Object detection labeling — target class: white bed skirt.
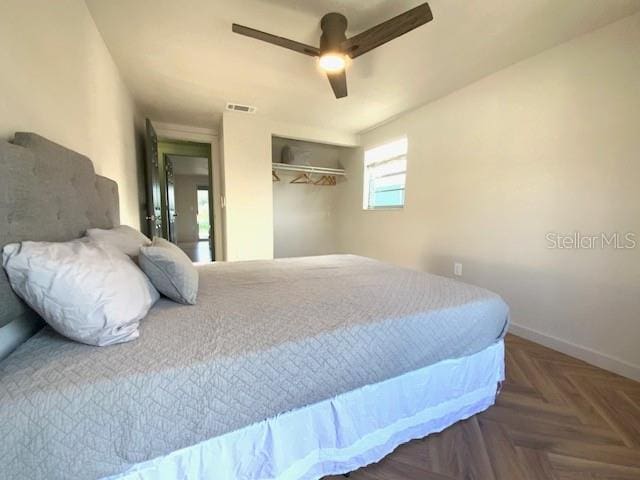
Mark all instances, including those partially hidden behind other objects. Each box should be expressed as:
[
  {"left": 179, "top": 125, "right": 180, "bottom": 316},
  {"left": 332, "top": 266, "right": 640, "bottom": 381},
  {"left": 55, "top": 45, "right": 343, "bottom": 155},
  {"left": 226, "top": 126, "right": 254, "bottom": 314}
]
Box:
[{"left": 107, "top": 340, "right": 505, "bottom": 480}]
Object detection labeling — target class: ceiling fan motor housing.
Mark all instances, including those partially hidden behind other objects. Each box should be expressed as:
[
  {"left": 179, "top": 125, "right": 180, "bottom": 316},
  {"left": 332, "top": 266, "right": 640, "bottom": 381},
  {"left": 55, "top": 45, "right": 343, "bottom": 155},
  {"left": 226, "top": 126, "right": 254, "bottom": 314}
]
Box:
[{"left": 320, "top": 13, "right": 348, "bottom": 54}]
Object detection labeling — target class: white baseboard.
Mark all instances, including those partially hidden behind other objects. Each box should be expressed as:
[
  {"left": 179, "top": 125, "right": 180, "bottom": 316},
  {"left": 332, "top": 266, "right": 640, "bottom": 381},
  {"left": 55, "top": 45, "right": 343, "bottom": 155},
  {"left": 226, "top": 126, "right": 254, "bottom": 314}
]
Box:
[{"left": 509, "top": 322, "right": 640, "bottom": 382}]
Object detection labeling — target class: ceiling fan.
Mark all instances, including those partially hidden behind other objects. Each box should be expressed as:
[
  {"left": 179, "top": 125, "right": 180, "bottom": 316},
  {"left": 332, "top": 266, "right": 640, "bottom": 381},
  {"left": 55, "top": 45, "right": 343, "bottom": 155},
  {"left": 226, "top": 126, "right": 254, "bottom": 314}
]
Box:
[{"left": 232, "top": 2, "right": 433, "bottom": 99}]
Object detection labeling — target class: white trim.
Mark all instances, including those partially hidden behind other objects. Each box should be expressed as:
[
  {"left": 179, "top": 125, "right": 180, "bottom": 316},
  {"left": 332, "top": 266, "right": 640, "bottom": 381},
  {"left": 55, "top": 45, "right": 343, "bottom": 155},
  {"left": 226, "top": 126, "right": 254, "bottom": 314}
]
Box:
[
  {"left": 152, "top": 121, "right": 218, "bottom": 143},
  {"left": 509, "top": 322, "right": 640, "bottom": 382}
]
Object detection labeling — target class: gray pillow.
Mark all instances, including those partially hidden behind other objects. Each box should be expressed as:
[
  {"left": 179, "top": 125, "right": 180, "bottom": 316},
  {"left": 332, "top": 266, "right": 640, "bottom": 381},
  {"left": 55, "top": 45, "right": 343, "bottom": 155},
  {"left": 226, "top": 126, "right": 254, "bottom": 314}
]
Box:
[{"left": 139, "top": 237, "right": 198, "bottom": 304}]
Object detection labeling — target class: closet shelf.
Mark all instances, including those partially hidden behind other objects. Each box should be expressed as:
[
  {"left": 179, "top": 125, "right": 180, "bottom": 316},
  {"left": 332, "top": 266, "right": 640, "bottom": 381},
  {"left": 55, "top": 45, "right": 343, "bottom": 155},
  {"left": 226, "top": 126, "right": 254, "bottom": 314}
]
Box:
[{"left": 271, "top": 163, "right": 346, "bottom": 176}]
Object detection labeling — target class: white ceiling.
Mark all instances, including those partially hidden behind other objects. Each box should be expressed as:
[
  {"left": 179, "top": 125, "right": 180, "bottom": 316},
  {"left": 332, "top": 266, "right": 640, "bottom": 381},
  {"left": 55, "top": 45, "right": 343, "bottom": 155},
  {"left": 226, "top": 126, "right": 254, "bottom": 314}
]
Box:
[{"left": 86, "top": 0, "right": 640, "bottom": 133}]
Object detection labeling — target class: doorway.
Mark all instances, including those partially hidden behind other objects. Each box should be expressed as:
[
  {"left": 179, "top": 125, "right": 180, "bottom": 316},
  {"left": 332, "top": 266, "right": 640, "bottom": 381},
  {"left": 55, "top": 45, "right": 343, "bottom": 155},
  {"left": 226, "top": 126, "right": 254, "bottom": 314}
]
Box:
[
  {"left": 167, "top": 154, "right": 213, "bottom": 262},
  {"left": 144, "top": 120, "right": 216, "bottom": 262}
]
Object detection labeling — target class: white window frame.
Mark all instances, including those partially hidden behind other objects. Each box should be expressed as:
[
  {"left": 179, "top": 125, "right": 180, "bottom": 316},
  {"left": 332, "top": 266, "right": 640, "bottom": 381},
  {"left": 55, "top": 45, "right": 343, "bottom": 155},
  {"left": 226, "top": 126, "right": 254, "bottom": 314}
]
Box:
[{"left": 362, "top": 137, "right": 408, "bottom": 210}]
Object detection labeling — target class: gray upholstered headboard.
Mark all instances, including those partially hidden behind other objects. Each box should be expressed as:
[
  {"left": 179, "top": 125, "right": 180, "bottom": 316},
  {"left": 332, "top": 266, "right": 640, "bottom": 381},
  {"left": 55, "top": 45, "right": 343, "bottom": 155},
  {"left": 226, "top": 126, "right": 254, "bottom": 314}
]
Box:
[{"left": 0, "top": 133, "right": 120, "bottom": 359}]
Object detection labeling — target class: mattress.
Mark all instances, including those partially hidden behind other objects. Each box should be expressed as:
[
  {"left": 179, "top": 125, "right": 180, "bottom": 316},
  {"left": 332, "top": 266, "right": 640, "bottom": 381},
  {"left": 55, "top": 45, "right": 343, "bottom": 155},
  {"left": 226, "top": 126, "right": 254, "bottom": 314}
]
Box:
[{"left": 0, "top": 255, "right": 509, "bottom": 480}]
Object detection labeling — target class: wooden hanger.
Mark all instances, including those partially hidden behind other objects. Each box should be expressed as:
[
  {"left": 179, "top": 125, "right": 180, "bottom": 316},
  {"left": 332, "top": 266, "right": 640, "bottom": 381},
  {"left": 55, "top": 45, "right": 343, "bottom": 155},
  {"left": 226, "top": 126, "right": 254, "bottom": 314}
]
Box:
[
  {"left": 290, "top": 172, "right": 312, "bottom": 184},
  {"left": 272, "top": 170, "right": 280, "bottom": 182},
  {"left": 313, "top": 175, "right": 337, "bottom": 186}
]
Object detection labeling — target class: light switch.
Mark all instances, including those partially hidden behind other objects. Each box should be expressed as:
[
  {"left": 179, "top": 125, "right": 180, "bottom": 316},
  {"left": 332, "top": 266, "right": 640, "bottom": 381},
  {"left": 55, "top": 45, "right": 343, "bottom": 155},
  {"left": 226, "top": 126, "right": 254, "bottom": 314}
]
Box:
[{"left": 454, "top": 262, "right": 463, "bottom": 277}]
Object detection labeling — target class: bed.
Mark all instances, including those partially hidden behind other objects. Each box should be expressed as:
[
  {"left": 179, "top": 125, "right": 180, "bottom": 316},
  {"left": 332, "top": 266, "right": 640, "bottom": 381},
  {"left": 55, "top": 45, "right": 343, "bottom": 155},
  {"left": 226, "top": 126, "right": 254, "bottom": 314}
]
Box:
[{"left": 0, "top": 133, "right": 509, "bottom": 480}]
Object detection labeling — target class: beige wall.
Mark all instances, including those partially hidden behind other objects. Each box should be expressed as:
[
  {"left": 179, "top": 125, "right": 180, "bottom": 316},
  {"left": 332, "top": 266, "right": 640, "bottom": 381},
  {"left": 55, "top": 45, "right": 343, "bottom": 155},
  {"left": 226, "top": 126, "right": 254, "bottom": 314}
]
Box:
[
  {"left": 272, "top": 137, "right": 351, "bottom": 258},
  {"left": 174, "top": 174, "right": 209, "bottom": 243},
  {"left": 220, "top": 113, "right": 274, "bottom": 261},
  {"left": 336, "top": 13, "right": 640, "bottom": 379},
  {"left": 0, "top": 0, "right": 140, "bottom": 228},
  {"left": 220, "top": 112, "right": 359, "bottom": 261}
]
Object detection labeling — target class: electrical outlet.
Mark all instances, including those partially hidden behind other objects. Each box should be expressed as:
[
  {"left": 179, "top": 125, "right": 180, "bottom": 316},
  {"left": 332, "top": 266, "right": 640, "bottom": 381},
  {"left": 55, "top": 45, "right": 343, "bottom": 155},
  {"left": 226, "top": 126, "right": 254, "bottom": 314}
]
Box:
[{"left": 454, "top": 262, "right": 463, "bottom": 277}]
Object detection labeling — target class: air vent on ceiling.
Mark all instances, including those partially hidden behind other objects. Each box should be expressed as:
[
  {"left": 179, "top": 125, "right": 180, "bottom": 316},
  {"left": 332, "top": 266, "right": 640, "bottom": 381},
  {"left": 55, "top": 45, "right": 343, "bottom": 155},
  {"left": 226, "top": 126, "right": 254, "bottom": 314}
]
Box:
[{"left": 226, "top": 102, "right": 257, "bottom": 114}]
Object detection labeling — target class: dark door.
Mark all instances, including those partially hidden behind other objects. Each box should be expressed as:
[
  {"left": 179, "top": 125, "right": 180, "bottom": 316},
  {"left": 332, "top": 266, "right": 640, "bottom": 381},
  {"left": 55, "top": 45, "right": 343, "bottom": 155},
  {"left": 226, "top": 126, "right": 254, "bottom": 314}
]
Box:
[
  {"left": 144, "top": 119, "right": 163, "bottom": 237},
  {"left": 207, "top": 155, "right": 215, "bottom": 260},
  {"left": 165, "top": 157, "right": 177, "bottom": 243}
]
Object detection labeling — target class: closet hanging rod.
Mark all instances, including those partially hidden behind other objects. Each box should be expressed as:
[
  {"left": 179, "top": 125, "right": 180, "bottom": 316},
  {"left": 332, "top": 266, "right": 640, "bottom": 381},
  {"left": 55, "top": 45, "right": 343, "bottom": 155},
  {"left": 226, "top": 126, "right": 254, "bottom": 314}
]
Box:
[{"left": 271, "top": 162, "right": 346, "bottom": 176}]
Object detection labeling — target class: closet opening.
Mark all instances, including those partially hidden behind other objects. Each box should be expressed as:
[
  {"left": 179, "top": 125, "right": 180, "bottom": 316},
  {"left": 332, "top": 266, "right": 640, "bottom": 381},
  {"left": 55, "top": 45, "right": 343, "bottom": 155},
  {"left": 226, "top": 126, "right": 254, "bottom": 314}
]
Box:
[{"left": 271, "top": 136, "right": 352, "bottom": 259}]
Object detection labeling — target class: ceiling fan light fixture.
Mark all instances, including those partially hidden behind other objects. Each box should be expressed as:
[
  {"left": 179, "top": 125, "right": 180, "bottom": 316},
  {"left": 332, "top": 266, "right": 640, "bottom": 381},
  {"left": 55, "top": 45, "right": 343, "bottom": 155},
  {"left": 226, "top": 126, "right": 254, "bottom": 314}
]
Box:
[
  {"left": 318, "top": 53, "right": 347, "bottom": 72},
  {"left": 232, "top": 2, "right": 434, "bottom": 98}
]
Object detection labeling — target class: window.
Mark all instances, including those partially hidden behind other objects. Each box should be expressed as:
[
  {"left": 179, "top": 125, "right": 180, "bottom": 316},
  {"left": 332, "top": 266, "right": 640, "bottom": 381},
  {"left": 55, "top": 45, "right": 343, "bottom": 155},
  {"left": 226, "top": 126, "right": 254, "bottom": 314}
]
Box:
[
  {"left": 196, "top": 187, "right": 210, "bottom": 240},
  {"left": 363, "top": 137, "right": 408, "bottom": 209}
]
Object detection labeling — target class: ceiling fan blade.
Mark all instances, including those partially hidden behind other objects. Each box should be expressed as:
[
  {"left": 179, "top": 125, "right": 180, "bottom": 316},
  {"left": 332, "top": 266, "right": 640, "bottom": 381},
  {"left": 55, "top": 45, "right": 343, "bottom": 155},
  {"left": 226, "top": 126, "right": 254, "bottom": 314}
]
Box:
[
  {"left": 326, "top": 71, "right": 348, "bottom": 99},
  {"left": 341, "top": 2, "right": 433, "bottom": 59},
  {"left": 232, "top": 24, "right": 320, "bottom": 57}
]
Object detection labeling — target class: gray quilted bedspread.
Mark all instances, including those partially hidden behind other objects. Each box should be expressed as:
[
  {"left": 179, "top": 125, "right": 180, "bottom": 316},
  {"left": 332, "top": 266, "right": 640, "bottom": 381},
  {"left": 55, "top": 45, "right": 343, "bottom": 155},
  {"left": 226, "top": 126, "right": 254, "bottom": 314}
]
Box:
[{"left": 0, "top": 255, "right": 509, "bottom": 480}]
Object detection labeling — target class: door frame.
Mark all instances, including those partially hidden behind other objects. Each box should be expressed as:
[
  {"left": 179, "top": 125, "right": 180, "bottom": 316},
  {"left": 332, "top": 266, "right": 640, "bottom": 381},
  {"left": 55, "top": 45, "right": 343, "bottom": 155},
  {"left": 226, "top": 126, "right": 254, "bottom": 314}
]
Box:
[
  {"left": 165, "top": 153, "right": 211, "bottom": 246},
  {"left": 151, "top": 122, "right": 223, "bottom": 261}
]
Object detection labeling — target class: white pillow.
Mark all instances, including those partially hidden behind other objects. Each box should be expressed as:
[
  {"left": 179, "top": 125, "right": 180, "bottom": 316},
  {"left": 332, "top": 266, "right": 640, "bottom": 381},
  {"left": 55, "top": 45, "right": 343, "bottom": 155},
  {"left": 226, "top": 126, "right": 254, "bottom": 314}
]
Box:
[
  {"left": 2, "top": 239, "right": 159, "bottom": 346},
  {"left": 86, "top": 225, "right": 151, "bottom": 259}
]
